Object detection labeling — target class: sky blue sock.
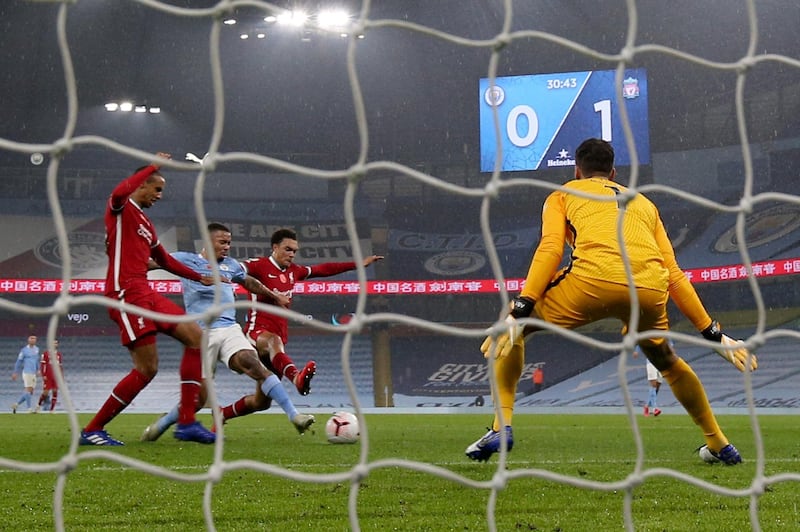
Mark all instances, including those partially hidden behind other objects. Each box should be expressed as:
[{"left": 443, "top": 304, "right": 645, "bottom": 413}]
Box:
[
  {"left": 18, "top": 392, "right": 31, "bottom": 408},
  {"left": 158, "top": 405, "right": 179, "bottom": 432},
  {"left": 648, "top": 387, "right": 658, "bottom": 408},
  {"left": 261, "top": 375, "right": 298, "bottom": 420}
]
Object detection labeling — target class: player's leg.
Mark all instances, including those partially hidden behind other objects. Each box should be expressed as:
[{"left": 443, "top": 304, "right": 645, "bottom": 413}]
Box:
[
  {"left": 80, "top": 335, "right": 158, "bottom": 446},
  {"left": 35, "top": 387, "right": 47, "bottom": 413},
  {"left": 255, "top": 331, "right": 316, "bottom": 396},
  {"left": 168, "top": 320, "right": 215, "bottom": 444},
  {"left": 49, "top": 388, "right": 58, "bottom": 412},
  {"left": 646, "top": 362, "right": 661, "bottom": 416},
  {"left": 142, "top": 327, "right": 216, "bottom": 443},
  {"left": 224, "top": 342, "right": 315, "bottom": 434},
  {"left": 648, "top": 381, "right": 660, "bottom": 416},
  {"left": 20, "top": 375, "right": 35, "bottom": 410},
  {"left": 467, "top": 274, "right": 596, "bottom": 461},
  {"left": 636, "top": 289, "right": 740, "bottom": 464}
]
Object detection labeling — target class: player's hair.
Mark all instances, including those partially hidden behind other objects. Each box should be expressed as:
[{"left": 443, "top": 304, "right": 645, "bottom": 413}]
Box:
[
  {"left": 207, "top": 222, "right": 231, "bottom": 234},
  {"left": 575, "top": 138, "right": 615, "bottom": 176},
  {"left": 271, "top": 227, "right": 297, "bottom": 246}
]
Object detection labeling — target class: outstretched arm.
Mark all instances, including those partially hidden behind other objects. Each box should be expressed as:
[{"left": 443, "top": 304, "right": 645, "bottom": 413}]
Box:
[
  {"left": 150, "top": 245, "right": 214, "bottom": 285},
  {"left": 655, "top": 218, "right": 757, "bottom": 372},
  {"left": 308, "top": 255, "right": 384, "bottom": 278},
  {"left": 108, "top": 152, "right": 170, "bottom": 210},
  {"left": 240, "top": 275, "right": 290, "bottom": 307}
]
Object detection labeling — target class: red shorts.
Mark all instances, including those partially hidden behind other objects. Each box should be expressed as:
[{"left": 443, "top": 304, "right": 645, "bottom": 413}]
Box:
[
  {"left": 245, "top": 325, "right": 287, "bottom": 347},
  {"left": 108, "top": 289, "right": 185, "bottom": 346},
  {"left": 42, "top": 378, "right": 58, "bottom": 391}
]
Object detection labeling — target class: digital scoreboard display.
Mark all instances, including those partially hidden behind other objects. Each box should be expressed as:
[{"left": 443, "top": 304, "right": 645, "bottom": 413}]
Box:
[{"left": 479, "top": 68, "right": 650, "bottom": 172}]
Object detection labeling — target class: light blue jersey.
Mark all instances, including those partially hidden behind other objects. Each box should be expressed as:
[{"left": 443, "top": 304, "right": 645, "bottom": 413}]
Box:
[
  {"left": 172, "top": 251, "right": 247, "bottom": 329},
  {"left": 14, "top": 345, "right": 40, "bottom": 374}
]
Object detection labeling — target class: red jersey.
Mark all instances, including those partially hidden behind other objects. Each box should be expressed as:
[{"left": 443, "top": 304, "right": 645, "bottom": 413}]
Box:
[
  {"left": 243, "top": 256, "right": 356, "bottom": 344},
  {"left": 104, "top": 165, "right": 201, "bottom": 297},
  {"left": 40, "top": 350, "right": 63, "bottom": 388}
]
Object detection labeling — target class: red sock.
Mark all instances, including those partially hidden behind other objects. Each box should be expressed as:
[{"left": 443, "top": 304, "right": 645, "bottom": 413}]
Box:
[
  {"left": 271, "top": 352, "right": 297, "bottom": 381},
  {"left": 222, "top": 397, "right": 254, "bottom": 421},
  {"left": 84, "top": 369, "right": 151, "bottom": 432},
  {"left": 178, "top": 347, "right": 202, "bottom": 425},
  {"left": 50, "top": 391, "right": 57, "bottom": 411}
]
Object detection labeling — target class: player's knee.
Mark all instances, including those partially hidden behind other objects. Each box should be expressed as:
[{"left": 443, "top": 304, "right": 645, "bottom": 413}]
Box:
[
  {"left": 252, "top": 395, "right": 271, "bottom": 411},
  {"left": 236, "top": 350, "right": 270, "bottom": 380},
  {"left": 139, "top": 366, "right": 158, "bottom": 379},
  {"left": 640, "top": 340, "right": 676, "bottom": 372}
]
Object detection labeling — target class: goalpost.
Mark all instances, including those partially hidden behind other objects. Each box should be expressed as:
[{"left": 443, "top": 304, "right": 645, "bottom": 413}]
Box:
[{"left": 1, "top": 1, "right": 799, "bottom": 531}]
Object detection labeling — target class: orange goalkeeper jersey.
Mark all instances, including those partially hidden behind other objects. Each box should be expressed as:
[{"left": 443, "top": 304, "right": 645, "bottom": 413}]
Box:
[{"left": 520, "top": 177, "right": 674, "bottom": 302}]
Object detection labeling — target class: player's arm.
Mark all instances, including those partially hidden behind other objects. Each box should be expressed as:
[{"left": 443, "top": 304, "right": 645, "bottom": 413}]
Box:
[
  {"left": 519, "top": 192, "right": 567, "bottom": 303},
  {"left": 483, "top": 192, "right": 566, "bottom": 359},
  {"left": 150, "top": 245, "right": 213, "bottom": 285},
  {"left": 654, "top": 217, "right": 757, "bottom": 372},
  {"left": 108, "top": 153, "right": 169, "bottom": 210},
  {"left": 12, "top": 353, "right": 24, "bottom": 378},
  {"left": 240, "top": 275, "right": 290, "bottom": 307},
  {"left": 307, "top": 255, "right": 384, "bottom": 279}
]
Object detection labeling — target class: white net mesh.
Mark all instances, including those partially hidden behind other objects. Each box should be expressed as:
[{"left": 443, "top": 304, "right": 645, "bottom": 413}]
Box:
[{"left": 2, "top": 1, "right": 800, "bottom": 531}]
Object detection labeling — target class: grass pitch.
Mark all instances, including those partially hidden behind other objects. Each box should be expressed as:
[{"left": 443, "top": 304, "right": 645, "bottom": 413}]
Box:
[{"left": 0, "top": 412, "right": 798, "bottom": 531}]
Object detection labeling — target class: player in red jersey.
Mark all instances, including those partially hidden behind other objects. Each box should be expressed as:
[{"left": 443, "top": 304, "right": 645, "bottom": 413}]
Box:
[
  {"left": 36, "top": 339, "right": 63, "bottom": 412},
  {"left": 80, "top": 152, "right": 216, "bottom": 446},
  {"left": 242, "top": 228, "right": 383, "bottom": 397}
]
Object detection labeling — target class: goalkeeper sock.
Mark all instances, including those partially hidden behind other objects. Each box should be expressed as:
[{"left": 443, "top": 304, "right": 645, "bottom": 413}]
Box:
[
  {"left": 661, "top": 357, "right": 728, "bottom": 451},
  {"left": 261, "top": 374, "right": 299, "bottom": 420},
  {"left": 491, "top": 340, "right": 525, "bottom": 432}
]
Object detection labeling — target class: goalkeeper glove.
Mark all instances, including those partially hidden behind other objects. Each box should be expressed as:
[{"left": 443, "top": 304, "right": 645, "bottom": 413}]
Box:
[
  {"left": 481, "top": 296, "right": 534, "bottom": 359},
  {"left": 701, "top": 320, "right": 758, "bottom": 372}
]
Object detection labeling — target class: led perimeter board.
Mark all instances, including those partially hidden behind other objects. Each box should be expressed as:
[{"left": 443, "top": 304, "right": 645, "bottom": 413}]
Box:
[{"left": 479, "top": 68, "right": 650, "bottom": 172}]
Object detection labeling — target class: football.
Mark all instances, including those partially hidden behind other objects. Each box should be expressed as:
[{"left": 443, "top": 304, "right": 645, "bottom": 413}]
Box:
[{"left": 325, "top": 411, "right": 360, "bottom": 444}]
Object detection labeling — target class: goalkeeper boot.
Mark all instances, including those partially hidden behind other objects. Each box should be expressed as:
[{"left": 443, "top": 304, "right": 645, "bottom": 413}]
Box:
[
  {"left": 292, "top": 413, "right": 315, "bottom": 435},
  {"left": 465, "top": 426, "right": 514, "bottom": 462},
  {"left": 140, "top": 413, "right": 169, "bottom": 442},
  {"left": 698, "top": 443, "right": 742, "bottom": 465},
  {"left": 294, "top": 360, "right": 317, "bottom": 396},
  {"left": 79, "top": 430, "right": 124, "bottom": 446},
  {"left": 174, "top": 422, "right": 216, "bottom": 444}
]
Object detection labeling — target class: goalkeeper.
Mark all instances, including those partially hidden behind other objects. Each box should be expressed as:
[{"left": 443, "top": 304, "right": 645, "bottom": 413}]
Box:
[{"left": 467, "top": 138, "right": 756, "bottom": 465}]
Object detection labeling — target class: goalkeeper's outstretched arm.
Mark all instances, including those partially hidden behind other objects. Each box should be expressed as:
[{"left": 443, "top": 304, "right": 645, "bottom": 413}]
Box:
[
  {"left": 655, "top": 222, "right": 757, "bottom": 372},
  {"left": 668, "top": 273, "right": 757, "bottom": 372}
]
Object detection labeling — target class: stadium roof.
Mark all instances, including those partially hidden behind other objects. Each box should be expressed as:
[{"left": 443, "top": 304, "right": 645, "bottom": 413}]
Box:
[{"left": 1, "top": 1, "right": 799, "bottom": 171}]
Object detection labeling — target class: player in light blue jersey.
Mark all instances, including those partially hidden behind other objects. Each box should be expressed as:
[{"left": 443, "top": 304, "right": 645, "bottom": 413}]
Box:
[
  {"left": 11, "top": 335, "right": 40, "bottom": 413},
  {"left": 141, "top": 223, "right": 314, "bottom": 441}
]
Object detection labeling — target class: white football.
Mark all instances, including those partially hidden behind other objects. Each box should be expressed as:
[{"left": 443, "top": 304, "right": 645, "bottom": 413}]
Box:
[{"left": 325, "top": 411, "right": 360, "bottom": 444}]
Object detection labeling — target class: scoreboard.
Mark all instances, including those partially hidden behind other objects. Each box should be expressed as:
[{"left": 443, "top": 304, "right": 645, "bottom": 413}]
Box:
[{"left": 479, "top": 68, "right": 650, "bottom": 172}]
